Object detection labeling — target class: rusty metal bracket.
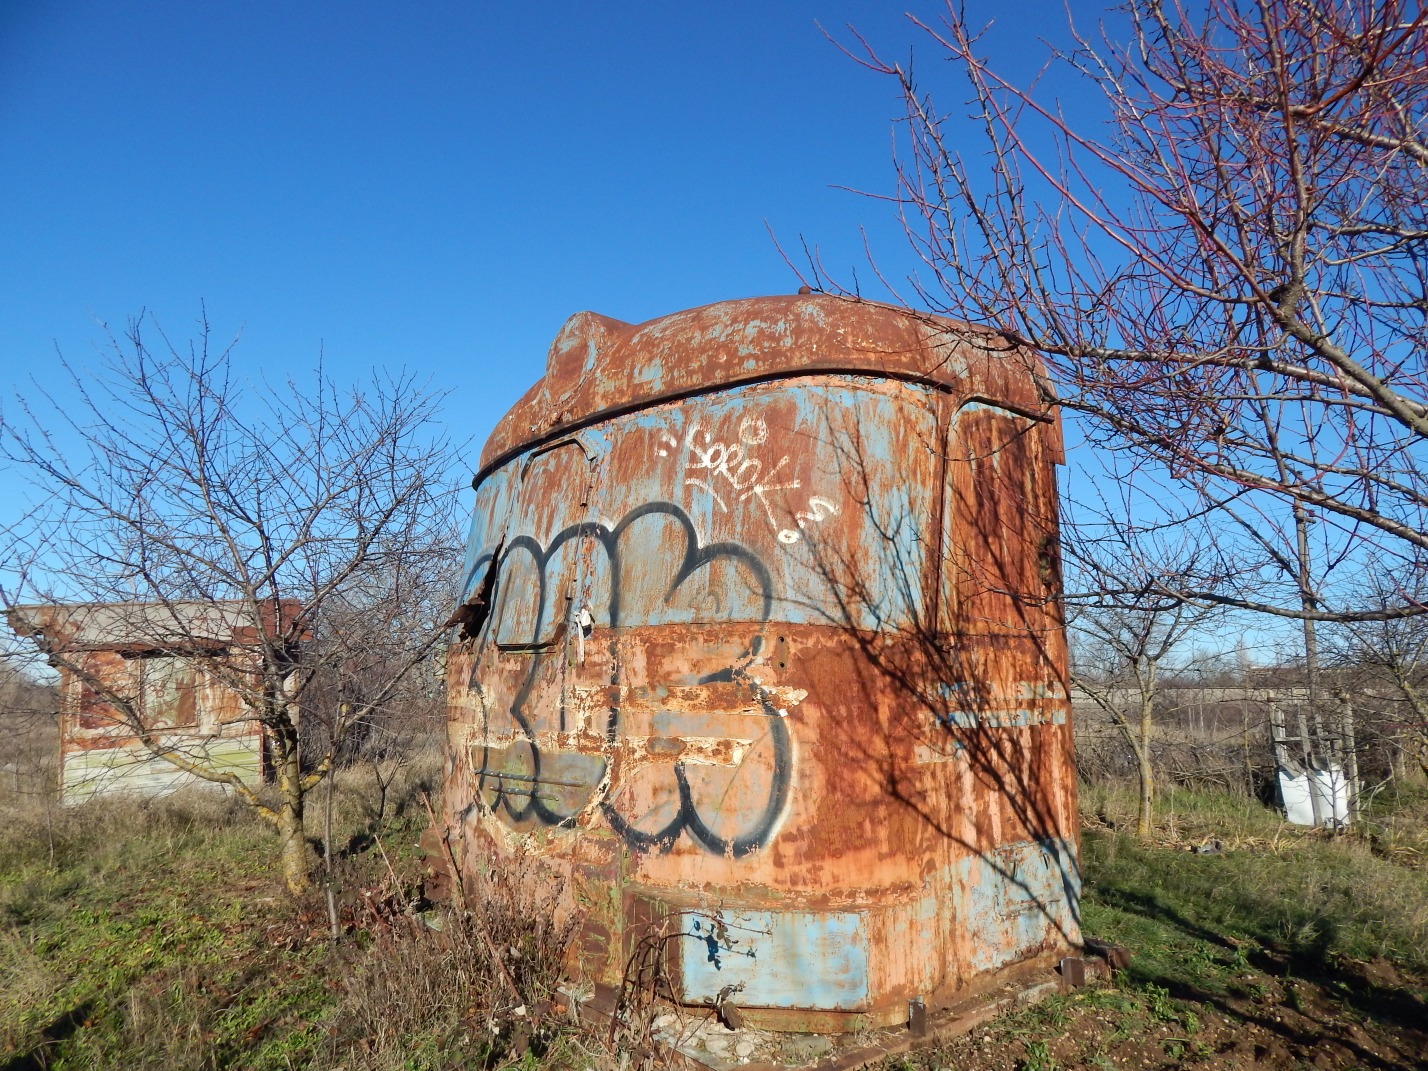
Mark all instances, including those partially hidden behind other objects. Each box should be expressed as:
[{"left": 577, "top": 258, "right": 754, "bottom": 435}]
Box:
[{"left": 1081, "top": 937, "right": 1132, "bottom": 972}]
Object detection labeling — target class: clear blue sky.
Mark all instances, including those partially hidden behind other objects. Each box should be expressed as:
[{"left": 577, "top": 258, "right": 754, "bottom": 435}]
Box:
[
  {"left": 0, "top": 0, "right": 1100, "bottom": 486},
  {"left": 3, "top": 1, "right": 1294, "bottom": 665}
]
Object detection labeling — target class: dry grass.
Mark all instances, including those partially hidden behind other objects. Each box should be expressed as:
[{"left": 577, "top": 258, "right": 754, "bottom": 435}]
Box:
[
  {"left": 0, "top": 928, "right": 65, "bottom": 1058},
  {"left": 334, "top": 842, "right": 582, "bottom": 1071},
  {"left": 320, "top": 737, "right": 446, "bottom": 835},
  {"left": 0, "top": 786, "right": 334, "bottom": 1070},
  {"left": 8, "top": 746, "right": 1422, "bottom": 1069},
  {"left": 0, "top": 757, "right": 592, "bottom": 1070}
]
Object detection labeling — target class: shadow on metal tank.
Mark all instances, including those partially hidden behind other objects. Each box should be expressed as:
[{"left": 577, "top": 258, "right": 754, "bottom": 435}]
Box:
[{"left": 434, "top": 293, "right": 1082, "bottom": 1033}]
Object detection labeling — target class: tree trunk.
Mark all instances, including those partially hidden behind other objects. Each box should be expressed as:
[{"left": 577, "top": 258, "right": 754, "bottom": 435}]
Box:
[
  {"left": 1341, "top": 695, "right": 1360, "bottom": 821},
  {"left": 1294, "top": 507, "right": 1328, "bottom": 828},
  {"left": 1135, "top": 695, "right": 1155, "bottom": 836},
  {"left": 1242, "top": 702, "right": 1254, "bottom": 799},
  {"left": 276, "top": 738, "right": 312, "bottom": 894}
]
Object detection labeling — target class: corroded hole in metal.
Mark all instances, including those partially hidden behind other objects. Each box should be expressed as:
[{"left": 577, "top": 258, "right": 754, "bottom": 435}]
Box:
[{"left": 448, "top": 538, "right": 502, "bottom": 640}]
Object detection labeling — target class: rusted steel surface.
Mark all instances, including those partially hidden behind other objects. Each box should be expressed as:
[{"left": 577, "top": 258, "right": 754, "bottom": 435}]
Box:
[
  {"left": 7, "top": 600, "right": 299, "bottom": 802},
  {"left": 476, "top": 298, "right": 1059, "bottom": 477},
  {"left": 442, "top": 295, "right": 1080, "bottom": 1031}
]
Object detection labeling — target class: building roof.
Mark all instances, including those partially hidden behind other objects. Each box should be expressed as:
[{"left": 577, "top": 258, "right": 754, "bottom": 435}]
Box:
[{"left": 6, "top": 598, "right": 304, "bottom": 653}]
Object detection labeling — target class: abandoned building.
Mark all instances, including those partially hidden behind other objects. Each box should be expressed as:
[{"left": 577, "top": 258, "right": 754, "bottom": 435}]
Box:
[
  {"left": 7, "top": 599, "right": 300, "bottom": 802},
  {"left": 436, "top": 294, "right": 1081, "bottom": 1031}
]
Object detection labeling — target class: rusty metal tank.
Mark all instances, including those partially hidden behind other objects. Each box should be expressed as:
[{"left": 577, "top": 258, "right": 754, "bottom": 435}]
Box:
[{"left": 438, "top": 294, "right": 1081, "bottom": 1031}]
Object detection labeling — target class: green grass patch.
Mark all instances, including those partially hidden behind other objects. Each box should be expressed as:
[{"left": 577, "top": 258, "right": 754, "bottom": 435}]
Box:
[
  {"left": 6, "top": 775, "right": 1427, "bottom": 1070},
  {"left": 887, "top": 786, "right": 1428, "bottom": 1071},
  {"left": 0, "top": 757, "right": 569, "bottom": 1071},
  {"left": 0, "top": 792, "right": 340, "bottom": 1070},
  {"left": 1081, "top": 789, "right": 1428, "bottom": 986}
]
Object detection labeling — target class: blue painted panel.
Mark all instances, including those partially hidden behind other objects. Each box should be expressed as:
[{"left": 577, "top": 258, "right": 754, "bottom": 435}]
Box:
[
  {"left": 937, "top": 707, "right": 1068, "bottom": 729},
  {"left": 678, "top": 909, "right": 870, "bottom": 1010},
  {"left": 931, "top": 680, "right": 1069, "bottom": 728},
  {"left": 587, "top": 377, "right": 936, "bottom": 629},
  {"left": 957, "top": 838, "right": 1082, "bottom": 974},
  {"left": 478, "top": 743, "right": 606, "bottom": 823}
]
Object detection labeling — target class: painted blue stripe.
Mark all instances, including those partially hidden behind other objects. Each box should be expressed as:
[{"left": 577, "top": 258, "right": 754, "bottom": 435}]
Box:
[{"left": 678, "top": 909, "right": 870, "bottom": 1011}]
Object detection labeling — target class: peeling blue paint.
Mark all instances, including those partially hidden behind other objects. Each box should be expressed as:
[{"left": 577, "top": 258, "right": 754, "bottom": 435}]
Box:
[
  {"left": 957, "top": 838, "right": 1082, "bottom": 974},
  {"left": 446, "top": 296, "right": 1082, "bottom": 1025},
  {"left": 459, "top": 377, "right": 935, "bottom": 631},
  {"left": 937, "top": 708, "right": 1068, "bottom": 728},
  {"left": 931, "top": 680, "right": 1068, "bottom": 728},
  {"left": 679, "top": 909, "right": 870, "bottom": 1010}
]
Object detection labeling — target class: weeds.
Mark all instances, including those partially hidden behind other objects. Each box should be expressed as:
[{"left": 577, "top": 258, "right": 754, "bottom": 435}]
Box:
[
  {"left": 1018, "top": 1038, "right": 1060, "bottom": 1071},
  {"left": 334, "top": 839, "right": 579, "bottom": 1071},
  {"left": 1081, "top": 818, "right": 1428, "bottom": 983},
  {"left": 865, "top": 786, "right": 1428, "bottom": 1071},
  {"left": 0, "top": 789, "right": 336, "bottom": 1069},
  {"left": 5, "top": 772, "right": 1428, "bottom": 1071},
  {"left": 1142, "top": 983, "right": 1179, "bottom": 1023},
  {"left": 0, "top": 764, "right": 579, "bottom": 1071}
]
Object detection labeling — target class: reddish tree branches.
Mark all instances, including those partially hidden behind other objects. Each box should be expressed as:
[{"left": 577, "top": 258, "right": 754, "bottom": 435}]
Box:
[{"left": 825, "top": 0, "right": 1428, "bottom": 621}]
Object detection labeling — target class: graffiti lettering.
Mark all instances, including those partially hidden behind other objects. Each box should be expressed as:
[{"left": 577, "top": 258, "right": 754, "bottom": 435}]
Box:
[
  {"left": 656, "top": 416, "right": 839, "bottom": 547},
  {"left": 460, "top": 502, "right": 791, "bottom": 858}
]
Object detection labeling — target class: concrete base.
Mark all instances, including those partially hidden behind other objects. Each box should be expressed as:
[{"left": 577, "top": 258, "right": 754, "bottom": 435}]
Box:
[{"left": 567, "top": 957, "right": 1072, "bottom": 1071}]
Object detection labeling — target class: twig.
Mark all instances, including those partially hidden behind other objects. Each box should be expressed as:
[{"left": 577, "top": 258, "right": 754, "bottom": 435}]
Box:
[{"left": 419, "top": 791, "right": 526, "bottom": 1008}]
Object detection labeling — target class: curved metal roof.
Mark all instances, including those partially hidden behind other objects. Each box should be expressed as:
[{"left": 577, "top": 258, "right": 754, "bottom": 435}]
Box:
[{"left": 478, "top": 294, "right": 1054, "bottom": 479}]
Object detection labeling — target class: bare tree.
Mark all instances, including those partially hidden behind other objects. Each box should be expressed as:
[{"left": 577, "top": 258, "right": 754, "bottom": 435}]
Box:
[
  {"left": 816, "top": 0, "right": 1428, "bottom": 624},
  {"left": 1330, "top": 569, "right": 1428, "bottom": 781},
  {"left": 0, "top": 312, "right": 461, "bottom": 893},
  {"left": 1061, "top": 529, "right": 1223, "bottom": 834},
  {"left": 1070, "top": 599, "right": 1222, "bottom": 835},
  {"left": 0, "top": 653, "right": 58, "bottom": 802}
]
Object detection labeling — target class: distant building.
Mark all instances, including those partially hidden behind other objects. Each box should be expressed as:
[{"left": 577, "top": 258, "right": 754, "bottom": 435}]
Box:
[{"left": 6, "top": 600, "right": 300, "bottom": 802}]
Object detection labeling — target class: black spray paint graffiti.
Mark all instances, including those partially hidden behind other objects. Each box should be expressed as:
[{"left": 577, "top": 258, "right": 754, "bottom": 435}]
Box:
[{"left": 457, "top": 502, "right": 791, "bottom": 858}]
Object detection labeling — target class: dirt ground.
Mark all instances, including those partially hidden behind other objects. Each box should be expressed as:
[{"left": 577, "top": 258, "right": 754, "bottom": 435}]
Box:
[{"left": 913, "top": 955, "right": 1428, "bottom": 1071}]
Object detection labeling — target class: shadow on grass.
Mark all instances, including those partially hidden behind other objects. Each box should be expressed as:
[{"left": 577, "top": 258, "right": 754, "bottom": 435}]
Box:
[
  {"left": 1, "top": 1000, "right": 94, "bottom": 1071},
  {"left": 1090, "top": 866, "right": 1428, "bottom": 1070},
  {"left": 1090, "top": 883, "right": 1241, "bottom": 953},
  {"left": 1140, "top": 966, "right": 1425, "bottom": 1071}
]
